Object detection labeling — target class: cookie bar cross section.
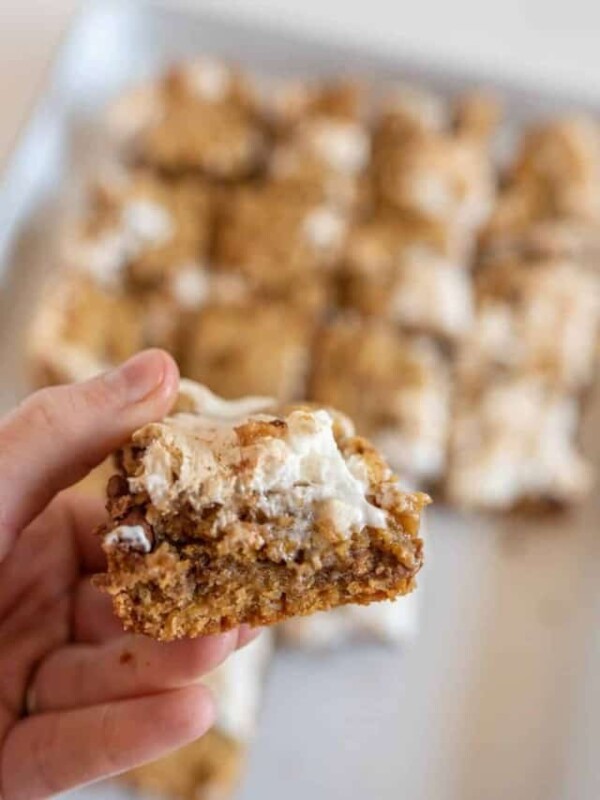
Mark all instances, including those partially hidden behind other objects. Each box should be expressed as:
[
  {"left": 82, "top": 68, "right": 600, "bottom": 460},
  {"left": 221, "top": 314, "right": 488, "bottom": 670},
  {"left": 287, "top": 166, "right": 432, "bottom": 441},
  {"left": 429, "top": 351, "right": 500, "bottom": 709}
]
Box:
[{"left": 95, "top": 382, "right": 428, "bottom": 640}]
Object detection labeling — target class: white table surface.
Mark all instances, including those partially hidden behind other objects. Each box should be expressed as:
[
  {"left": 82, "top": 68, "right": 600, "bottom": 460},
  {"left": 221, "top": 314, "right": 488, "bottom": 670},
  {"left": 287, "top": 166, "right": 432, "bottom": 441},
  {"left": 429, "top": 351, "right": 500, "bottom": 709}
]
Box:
[{"left": 2, "top": 0, "right": 600, "bottom": 172}]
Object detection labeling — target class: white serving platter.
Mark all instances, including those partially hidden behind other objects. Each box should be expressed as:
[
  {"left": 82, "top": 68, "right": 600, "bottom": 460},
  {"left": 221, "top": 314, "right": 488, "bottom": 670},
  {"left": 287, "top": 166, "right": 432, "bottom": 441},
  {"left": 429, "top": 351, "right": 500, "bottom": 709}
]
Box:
[{"left": 0, "top": 2, "right": 599, "bottom": 799}]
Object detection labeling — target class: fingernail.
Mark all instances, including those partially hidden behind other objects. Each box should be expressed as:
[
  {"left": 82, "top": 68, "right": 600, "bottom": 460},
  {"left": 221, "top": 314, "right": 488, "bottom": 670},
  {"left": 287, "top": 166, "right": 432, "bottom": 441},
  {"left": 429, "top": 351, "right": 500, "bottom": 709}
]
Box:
[{"left": 104, "top": 351, "right": 166, "bottom": 405}]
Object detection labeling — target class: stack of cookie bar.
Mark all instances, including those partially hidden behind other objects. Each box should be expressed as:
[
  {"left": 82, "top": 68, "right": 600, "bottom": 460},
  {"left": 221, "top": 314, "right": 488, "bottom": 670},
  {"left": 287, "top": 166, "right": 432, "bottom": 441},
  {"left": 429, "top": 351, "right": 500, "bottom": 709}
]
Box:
[
  {"left": 33, "top": 62, "right": 476, "bottom": 486},
  {"left": 306, "top": 86, "right": 496, "bottom": 485},
  {"left": 28, "top": 57, "right": 600, "bottom": 800},
  {"left": 448, "top": 118, "right": 600, "bottom": 509}
]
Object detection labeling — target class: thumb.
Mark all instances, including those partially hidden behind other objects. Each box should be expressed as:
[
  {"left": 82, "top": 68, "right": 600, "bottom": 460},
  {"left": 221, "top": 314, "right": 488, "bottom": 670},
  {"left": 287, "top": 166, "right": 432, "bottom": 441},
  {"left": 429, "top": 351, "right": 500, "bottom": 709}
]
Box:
[{"left": 0, "top": 349, "right": 179, "bottom": 559}]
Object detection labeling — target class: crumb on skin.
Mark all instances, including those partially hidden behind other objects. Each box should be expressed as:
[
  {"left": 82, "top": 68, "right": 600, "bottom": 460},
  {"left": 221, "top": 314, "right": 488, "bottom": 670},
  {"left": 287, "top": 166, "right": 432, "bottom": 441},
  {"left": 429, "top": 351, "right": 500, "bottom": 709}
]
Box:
[{"left": 119, "top": 650, "right": 134, "bottom": 665}]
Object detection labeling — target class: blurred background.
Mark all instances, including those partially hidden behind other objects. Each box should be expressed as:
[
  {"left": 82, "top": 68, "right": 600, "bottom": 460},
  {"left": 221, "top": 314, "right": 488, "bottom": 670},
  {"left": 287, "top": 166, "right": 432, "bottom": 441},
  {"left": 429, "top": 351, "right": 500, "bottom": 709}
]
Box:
[
  {"left": 1, "top": 3, "right": 600, "bottom": 800},
  {"left": 3, "top": 0, "right": 600, "bottom": 168}
]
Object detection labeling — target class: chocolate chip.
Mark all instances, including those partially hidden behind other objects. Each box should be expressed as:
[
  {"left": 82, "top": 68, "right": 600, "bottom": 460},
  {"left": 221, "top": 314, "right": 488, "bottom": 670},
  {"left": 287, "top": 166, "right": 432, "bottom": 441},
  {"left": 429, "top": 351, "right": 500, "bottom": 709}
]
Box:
[
  {"left": 107, "top": 474, "right": 128, "bottom": 499},
  {"left": 119, "top": 650, "right": 134, "bottom": 665}
]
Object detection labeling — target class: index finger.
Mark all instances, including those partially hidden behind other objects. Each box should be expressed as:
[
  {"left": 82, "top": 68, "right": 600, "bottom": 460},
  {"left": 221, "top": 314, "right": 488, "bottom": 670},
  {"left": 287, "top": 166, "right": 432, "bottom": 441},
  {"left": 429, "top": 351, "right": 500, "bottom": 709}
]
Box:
[{"left": 0, "top": 350, "right": 179, "bottom": 560}]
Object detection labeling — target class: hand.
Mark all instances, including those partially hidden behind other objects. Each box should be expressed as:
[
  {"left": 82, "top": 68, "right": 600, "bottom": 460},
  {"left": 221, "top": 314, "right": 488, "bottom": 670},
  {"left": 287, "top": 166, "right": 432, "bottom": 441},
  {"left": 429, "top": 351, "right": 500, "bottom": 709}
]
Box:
[{"left": 0, "top": 350, "right": 255, "bottom": 800}]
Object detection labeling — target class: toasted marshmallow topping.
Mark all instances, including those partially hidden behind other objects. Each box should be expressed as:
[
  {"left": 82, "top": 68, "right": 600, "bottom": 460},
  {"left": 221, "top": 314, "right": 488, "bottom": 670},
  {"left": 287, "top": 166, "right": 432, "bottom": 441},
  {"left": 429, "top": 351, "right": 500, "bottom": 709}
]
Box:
[
  {"left": 374, "top": 380, "right": 449, "bottom": 482},
  {"left": 170, "top": 266, "right": 250, "bottom": 309},
  {"left": 67, "top": 199, "right": 174, "bottom": 288},
  {"left": 121, "top": 200, "right": 174, "bottom": 246},
  {"left": 183, "top": 58, "right": 231, "bottom": 102},
  {"left": 175, "top": 380, "right": 274, "bottom": 419},
  {"left": 128, "top": 397, "right": 388, "bottom": 539},
  {"left": 28, "top": 282, "right": 108, "bottom": 383},
  {"left": 247, "top": 409, "right": 387, "bottom": 530},
  {"left": 303, "top": 206, "right": 347, "bottom": 250},
  {"left": 65, "top": 232, "right": 128, "bottom": 288},
  {"left": 306, "top": 120, "right": 370, "bottom": 174},
  {"left": 464, "top": 260, "right": 600, "bottom": 390},
  {"left": 408, "top": 171, "right": 456, "bottom": 218},
  {"left": 449, "top": 377, "right": 593, "bottom": 508},
  {"left": 391, "top": 247, "right": 473, "bottom": 337},
  {"left": 170, "top": 263, "right": 211, "bottom": 308},
  {"left": 104, "top": 524, "right": 152, "bottom": 553}
]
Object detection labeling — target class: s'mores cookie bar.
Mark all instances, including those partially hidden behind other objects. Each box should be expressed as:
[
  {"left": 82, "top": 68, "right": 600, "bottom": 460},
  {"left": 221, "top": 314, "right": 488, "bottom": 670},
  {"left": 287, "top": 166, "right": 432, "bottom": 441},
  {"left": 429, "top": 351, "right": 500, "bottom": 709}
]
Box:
[
  {"left": 64, "top": 170, "right": 212, "bottom": 294},
  {"left": 309, "top": 316, "right": 450, "bottom": 483},
  {"left": 114, "top": 58, "right": 266, "bottom": 178},
  {"left": 181, "top": 301, "right": 312, "bottom": 402},
  {"left": 481, "top": 117, "right": 600, "bottom": 259},
  {"left": 29, "top": 275, "right": 144, "bottom": 386},
  {"left": 372, "top": 129, "right": 494, "bottom": 250},
  {"left": 341, "top": 213, "right": 473, "bottom": 340},
  {"left": 372, "top": 88, "right": 497, "bottom": 256},
  {"left": 214, "top": 183, "right": 346, "bottom": 314},
  {"left": 461, "top": 256, "right": 600, "bottom": 392},
  {"left": 28, "top": 272, "right": 182, "bottom": 386},
  {"left": 95, "top": 382, "right": 428, "bottom": 640},
  {"left": 125, "top": 633, "right": 271, "bottom": 800},
  {"left": 266, "top": 80, "right": 370, "bottom": 211},
  {"left": 447, "top": 372, "right": 594, "bottom": 510},
  {"left": 268, "top": 115, "right": 371, "bottom": 211},
  {"left": 449, "top": 116, "right": 600, "bottom": 510},
  {"left": 216, "top": 183, "right": 348, "bottom": 276}
]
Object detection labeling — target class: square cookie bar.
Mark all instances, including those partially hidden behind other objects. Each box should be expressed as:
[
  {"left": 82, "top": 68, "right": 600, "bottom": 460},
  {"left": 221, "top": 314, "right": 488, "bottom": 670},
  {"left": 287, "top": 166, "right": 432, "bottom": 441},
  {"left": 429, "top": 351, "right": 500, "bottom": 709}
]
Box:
[
  {"left": 125, "top": 633, "right": 272, "bottom": 800},
  {"left": 63, "top": 169, "right": 212, "bottom": 293},
  {"left": 268, "top": 116, "right": 371, "bottom": 211},
  {"left": 481, "top": 117, "right": 600, "bottom": 259},
  {"left": 181, "top": 301, "right": 313, "bottom": 403},
  {"left": 28, "top": 273, "right": 178, "bottom": 386},
  {"left": 95, "top": 382, "right": 428, "bottom": 640},
  {"left": 111, "top": 58, "right": 267, "bottom": 178},
  {"left": 371, "top": 89, "right": 497, "bottom": 253},
  {"left": 446, "top": 372, "right": 593, "bottom": 510},
  {"left": 29, "top": 275, "right": 144, "bottom": 385},
  {"left": 215, "top": 182, "right": 348, "bottom": 298},
  {"left": 266, "top": 80, "right": 369, "bottom": 210},
  {"left": 341, "top": 213, "right": 473, "bottom": 340},
  {"left": 309, "top": 315, "right": 450, "bottom": 483},
  {"left": 460, "top": 256, "right": 600, "bottom": 392}
]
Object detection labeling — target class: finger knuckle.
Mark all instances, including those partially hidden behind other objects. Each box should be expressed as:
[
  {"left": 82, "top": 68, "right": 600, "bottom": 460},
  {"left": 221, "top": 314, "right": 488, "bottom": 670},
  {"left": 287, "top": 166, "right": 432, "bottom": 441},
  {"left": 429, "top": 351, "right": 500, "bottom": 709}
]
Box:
[
  {"left": 21, "top": 380, "right": 111, "bottom": 439},
  {"left": 21, "top": 387, "right": 66, "bottom": 437},
  {"left": 32, "top": 714, "right": 63, "bottom": 797},
  {"left": 99, "top": 704, "right": 122, "bottom": 775}
]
